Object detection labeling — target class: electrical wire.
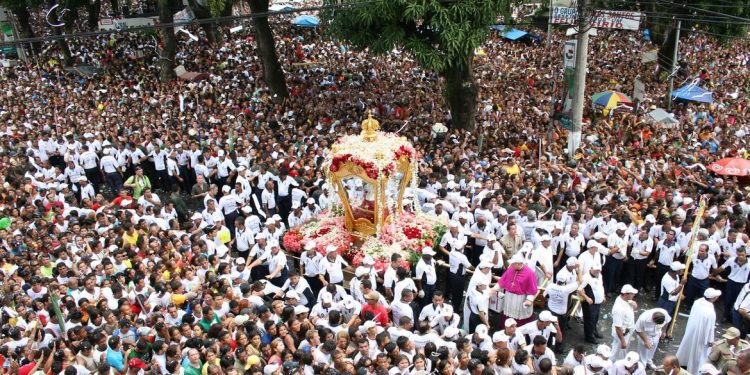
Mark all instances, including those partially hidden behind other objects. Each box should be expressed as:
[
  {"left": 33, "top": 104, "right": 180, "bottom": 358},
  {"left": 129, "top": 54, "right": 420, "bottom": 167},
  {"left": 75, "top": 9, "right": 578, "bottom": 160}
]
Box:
[{"left": 0, "top": 0, "right": 377, "bottom": 47}]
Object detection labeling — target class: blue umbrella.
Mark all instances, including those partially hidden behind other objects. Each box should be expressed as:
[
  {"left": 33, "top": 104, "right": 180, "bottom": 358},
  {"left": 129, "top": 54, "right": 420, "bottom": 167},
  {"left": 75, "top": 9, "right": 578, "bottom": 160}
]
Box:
[{"left": 292, "top": 15, "right": 320, "bottom": 28}]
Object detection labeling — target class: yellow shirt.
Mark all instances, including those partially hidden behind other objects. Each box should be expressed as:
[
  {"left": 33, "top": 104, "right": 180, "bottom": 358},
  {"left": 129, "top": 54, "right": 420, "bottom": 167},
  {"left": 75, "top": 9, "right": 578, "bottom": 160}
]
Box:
[{"left": 122, "top": 231, "right": 138, "bottom": 246}]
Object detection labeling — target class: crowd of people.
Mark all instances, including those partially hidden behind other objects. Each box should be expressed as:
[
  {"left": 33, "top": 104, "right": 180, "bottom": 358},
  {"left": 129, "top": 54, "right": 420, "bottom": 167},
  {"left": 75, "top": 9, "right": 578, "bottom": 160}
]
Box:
[{"left": 0, "top": 2, "right": 749, "bottom": 375}]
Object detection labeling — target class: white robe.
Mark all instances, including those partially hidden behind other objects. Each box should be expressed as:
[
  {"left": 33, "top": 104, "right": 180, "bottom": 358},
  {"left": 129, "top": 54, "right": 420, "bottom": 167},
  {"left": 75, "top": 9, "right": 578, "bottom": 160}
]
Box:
[{"left": 675, "top": 298, "right": 716, "bottom": 375}]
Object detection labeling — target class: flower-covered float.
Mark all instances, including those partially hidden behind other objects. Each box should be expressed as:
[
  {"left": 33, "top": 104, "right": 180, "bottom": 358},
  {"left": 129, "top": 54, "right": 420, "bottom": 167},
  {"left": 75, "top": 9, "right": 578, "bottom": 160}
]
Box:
[{"left": 283, "top": 113, "right": 447, "bottom": 272}]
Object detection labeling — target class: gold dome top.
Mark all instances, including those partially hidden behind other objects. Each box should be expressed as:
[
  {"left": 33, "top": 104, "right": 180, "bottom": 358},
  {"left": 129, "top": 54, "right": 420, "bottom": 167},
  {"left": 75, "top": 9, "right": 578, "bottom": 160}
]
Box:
[{"left": 361, "top": 111, "right": 380, "bottom": 142}]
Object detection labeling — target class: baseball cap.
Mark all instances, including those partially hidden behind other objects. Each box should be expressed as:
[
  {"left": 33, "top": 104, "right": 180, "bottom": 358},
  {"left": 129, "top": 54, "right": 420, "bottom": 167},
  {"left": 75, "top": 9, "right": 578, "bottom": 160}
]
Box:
[
  {"left": 623, "top": 352, "right": 640, "bottom": 367},
  {"left": 621, "top": 284, "right": 638, "bottom": 294},
  {"left": 723, "top": 327, "right": 741, "bottom": 340},
  {"left": 128, "top": 358, "right": 148, "bottom": 369}
]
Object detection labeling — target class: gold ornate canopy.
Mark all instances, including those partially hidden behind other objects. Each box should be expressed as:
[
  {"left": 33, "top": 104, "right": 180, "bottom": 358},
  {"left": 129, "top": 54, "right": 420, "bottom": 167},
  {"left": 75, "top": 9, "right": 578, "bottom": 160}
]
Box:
[{"left": 325, "top": 114, "right": 417, "bottom": 236}]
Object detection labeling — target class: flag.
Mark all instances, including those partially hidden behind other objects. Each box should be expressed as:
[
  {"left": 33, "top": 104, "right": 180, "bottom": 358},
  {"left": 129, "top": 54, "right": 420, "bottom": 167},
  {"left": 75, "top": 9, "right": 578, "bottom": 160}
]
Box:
[{"left": 50, "top": 292, "right": 66, "bottom": 336}]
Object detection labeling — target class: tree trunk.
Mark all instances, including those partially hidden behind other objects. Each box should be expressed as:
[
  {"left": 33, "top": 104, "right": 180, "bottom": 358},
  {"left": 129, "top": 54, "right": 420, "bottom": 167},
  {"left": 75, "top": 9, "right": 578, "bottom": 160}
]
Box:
[
  {"left": 47, "top": 1, "right": 74, "bottom": 66},
  {"left": 87, "top": 0, "right": 102, "bottom": 31},
  {"left": 158, "top": 0, "right": 177, "bottom": 82},
  {"left": 187, "top": 0, "right": 221, "bottom": 45},
  {"left": 248, "top": 0, "right": 288, "bottom": 100},
  {"left": 441, "top": 56, "right": 478, "bottom": 130},
  {"left": 13, "top": 7, "right": 41, "bottom": 54},
  {"left": 110, "top": 0, "right": 121, "bottom": 17}
]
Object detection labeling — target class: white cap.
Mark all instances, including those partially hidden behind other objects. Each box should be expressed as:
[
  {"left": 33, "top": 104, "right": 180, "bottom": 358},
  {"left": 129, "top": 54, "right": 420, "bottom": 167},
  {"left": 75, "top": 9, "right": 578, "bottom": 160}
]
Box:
[
  {"left": 670, "top": 261, "right": 686, "bottom": 271},
  {"left": 292, "top": 201, "right": 300, "bottom": 209},
  {"left": 587, "top": 239, "right": 601, "bottom": 249},
  {"left": 325, "top": 245, "right": 338, "bottom": 254},
  {"left": 509, "top": 254, "right": 525, "bottom": 265},
  {"left": 540, "top": 234, "right": 551, "bottom": 242},
  {"left": 285, "top": 290, "right": 300, "bottom": 300},
  {"left": 255, "top": 233, "right": 267, "bottom": 240},
  {"left": 307, "top": 198, "right": 315, "bottom": 204},
  {"left": 683, "top": 197, "right": 694, "bottom": 206},
  {"left": 498, "top": 208, "right": 508, "bottom": 216},
  {"left": 645, "top": 214, "right": 656, "bottom": 223},
  {"left": 362, "top": 255, "right": 375, "bottom": 265},
  {"left": 590, "top": 263, "right": 602, "bottom": 271},
  {"left": 593, "top": 232, "right": 608, "bottom": 240},
  {"left": 699, "top": 364, "right": 721, "bottom": 375},
  {"left": 265, "top": 218, "right": 275, "bottom": 226},
  {"left": 234, "top": 315, "right": 250, "bottom": 326},
  {"left": 355, "top": 267, "right": 369, "bottom": 277},
  {"left": 566, "top": 257, "right": 578, "bottom": 266},
  {"left": 504, "top": 318, "right": 517, "bottom": 328},
  {"left": 363, "top": 321, "right": 377, "bottom": 330},
  {"left": 191, "top": 213, "right": 203, "bottom": 220},
  {"left": 235, "top": 258, "right": 245, "bottom": 265},
  {"left": 294, "top": 305, "right": 309, "bottom": 315},
  {"left": 217, "top": 149, "right": 225, "bottom": 157},
  {"left": 587, "top": 356, "right": 605, "bottom": 369},
  {"left": 616, "top": 223, "right": 627, "bottom": 231},
  {"left": 443, "top": 327, "right": 460, "bottom": 339},
  {"left": 705, "top": 288, "right": 722, "bottom": 299},
  {"left": 342, "top": 295, "right": 356, "bottom": 309},
  {"left": 321, "top": 292, "right": 333, "bottom": 303},
  {"left": 442, "top": 305, "right": 454, "bottom": 316},
  {"left": 596, "top": 345, "right": 612, "bottom": 358},
  {"left": 492, "top": 331, "right": 510, "bottom": 342},
  {"left": 448, "top": 220, "right": 460, "bottom": 228},
  {"left": 263, "top": 364, "right": 279, "bottom": 375},
  {"left": 478, "top": 261, "right": 493, "bottom": 269},
  {"left": 486, "top": 234, "right": 497, "bottom": 241},
  {"left": 620, "top": 284, "right": 638, "bottom": 294},
  {"left": 623, "top": 352, "right": 640, "bottom": 367},
  {"left": 241, "top": 206, "right": 252, "bottom": 214},
  {"left": 222, "top": 185, "right": 231, "bottom": 193},
  {"left": 304, "top": 241, "right": 316, "bottom": 251},
  {"left": 475, "top": 324, "right": 488, "bottom": 336},
  {"left": 422, "top": 247, "right": 436, "bottom": 256},
  {"left": 539, "top": 310, "right": 557, "bottom": 322}
]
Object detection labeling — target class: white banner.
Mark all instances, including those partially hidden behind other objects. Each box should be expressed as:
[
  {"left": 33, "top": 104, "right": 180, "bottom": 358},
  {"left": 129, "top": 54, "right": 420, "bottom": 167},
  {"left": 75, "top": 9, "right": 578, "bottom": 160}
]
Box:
[{"left": 551, "top": 7, "right": 642, "bottom": 31}]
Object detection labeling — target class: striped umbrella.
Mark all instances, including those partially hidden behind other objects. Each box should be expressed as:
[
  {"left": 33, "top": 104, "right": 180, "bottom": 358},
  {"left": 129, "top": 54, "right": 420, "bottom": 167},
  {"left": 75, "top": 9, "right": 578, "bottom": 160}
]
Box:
[{"left": 592, "top": 91, "right": 633, "bottom": 109}]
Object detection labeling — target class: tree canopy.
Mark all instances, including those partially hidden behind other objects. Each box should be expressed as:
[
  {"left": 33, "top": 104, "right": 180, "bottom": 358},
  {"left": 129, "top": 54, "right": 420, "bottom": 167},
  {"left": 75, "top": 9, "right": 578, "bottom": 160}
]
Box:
[{"left": 323, "top": 0, "right": 511, "bottom": 72}]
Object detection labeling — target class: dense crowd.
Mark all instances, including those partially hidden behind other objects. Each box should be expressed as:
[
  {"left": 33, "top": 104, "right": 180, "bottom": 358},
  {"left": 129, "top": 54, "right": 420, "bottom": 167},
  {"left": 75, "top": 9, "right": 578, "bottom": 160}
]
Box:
[{"left": 0, "top": 3, "right": 750, "bottom": 375}]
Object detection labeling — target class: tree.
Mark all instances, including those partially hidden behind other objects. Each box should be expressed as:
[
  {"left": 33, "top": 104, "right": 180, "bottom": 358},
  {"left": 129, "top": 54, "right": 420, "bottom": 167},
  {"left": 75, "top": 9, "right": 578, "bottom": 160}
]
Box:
[
  {"left": 248, "top": 0, "right": 289, "bottom": 100},
  {"left": 323, "top": 0, "right": 511, "bottom": 130},
  {"left": 186, "top": 0, "right": 225, "bottom": 44},
  {"left": 158, "top": 0, "right": 177, "bottom": 82},
  {"left": 0, "top": 0, "right": 43, "bottom": 54}
]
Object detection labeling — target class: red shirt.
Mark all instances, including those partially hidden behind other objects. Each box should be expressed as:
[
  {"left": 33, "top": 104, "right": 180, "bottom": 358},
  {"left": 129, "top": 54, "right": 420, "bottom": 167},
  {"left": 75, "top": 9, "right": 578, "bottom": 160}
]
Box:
[{"left": 361, "top": 304, "right": 389, "bottom": 327}]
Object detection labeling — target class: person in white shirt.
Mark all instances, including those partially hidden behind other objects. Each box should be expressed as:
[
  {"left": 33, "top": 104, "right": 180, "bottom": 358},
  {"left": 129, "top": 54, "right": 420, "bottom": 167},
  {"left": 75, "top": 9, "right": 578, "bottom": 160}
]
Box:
[
  {"left": 604, "top": 223, "right": 629, "bottom": 294},
  {"left": 391, "top": 289, "right": 415, "bottom": 324},
  {"left": 712, "top": 247, "right": 750, "bottom": 322},
  {"left": 611, "top": 284, "right": 638, "bottom": 360},
  {"left": 544, "top": 267, "right": 581, "bottom": 353},
  {"left": 78, "top": 176, "right": 96, "bottom": 202},
  {"left": 261, "top": 180, "right": 277, "bottom": 218},
  {"left": 652, "top": 229, "right": 681, "bottom": 300},
  {"left": 288, "top": 202, "right": 308, "bottom": 228},
  {"left": 100, "top": 149, "right": 123, "bottom": 194},
  {"left": 79, "top": 145, "right": 101, "bottom": 192},
  {"left": 656, "top": 261, "right": 686, "bottom": 316},
  {"left": 248, "top": 241, "right": 288, "bottom": 287},
  {"left": 629, "top": 229, "right": 653, "bottom": 291},
  {"left": 218, "top": 185, "right": 242, "bottom": 237},
  {"left": 233, "top": 219, "right": 255, "bottom": 260},
  {"left": 319, "top": 246, "right": 349, "bottom": 287},
  {"left": 531, "top": 235, "right": 555, "bottom": 280},
  {"left": 684, "top": 244, "right": 717, "bottom": 306},
  {"left": 442, "top": 233, "right": 471, "bottom": 313},
  {"left": 302, "top": 198, "right": 321, "bottom": 218},
  {"left": 414, "top": 247, "right": 437, "bottom": 307},
  {"left": 150, "top": 145, "right": 169, "bottom": 191},
  {"left": 579, "top": 263, "right": 605, "bottom": 344},
  {"left": 299, "top": 241, "right": 324, "bottom": 296},
  {"left": 275, "top": 169, "right": 298, "bottom": 222},
  {"left": 634, "top": 308, "right": 670, "bottom": 368}
]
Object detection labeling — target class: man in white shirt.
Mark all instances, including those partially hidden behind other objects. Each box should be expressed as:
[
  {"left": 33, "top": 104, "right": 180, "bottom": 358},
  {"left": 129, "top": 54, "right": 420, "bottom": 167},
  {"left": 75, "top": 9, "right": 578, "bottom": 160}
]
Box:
[
  {"left": 579, "top": 263, "right": 605, "bottom": 344},
  {"left": 100, "top": 148, "right": 123, "bottom": 194},
  {"left": 653, "top": 229, "right": 681, "bottom": 300},
  {"left": 150, "top": 145, "right": 169, "bottom": 192},
  {"left": 79, "top": 145, "right": 101, "bottom": 192},
  {"left": 713, "top": 247, "right": 750, "bottom": 322},
  {"left": 288, "top": 202, "right": 308, "bottom": 228},
  {"left": 300, "top": 241, "right": 323, "bottom": 296},
  {"left": 684, "top": 244, "right": 717, "bottom": 306},
  {"left": 604, "top": 223, "right": 629, "bottom": 295},
  {"left": 261, "top": 180, "right": 277, "bottom": 218},
  {"left": 657, "top": 261, "right": 686, "bottom": 316},
  {"left": 275, "top": 169, "right": 298, "bottom": 223},
  {"left": 319, "top": 245, "right": 349, "bottom": 287},
  {"left": 629, "top": 229, "right": 653, "bottom": 292},
  {"left": 414, "top": 247, "right": 437, "bottom": 307},
  {"left": 634, "top": 308, "right": 670, "bottom": 368},
  {"left": 611, "top": 284, "right": 638, "bottom": 360}
]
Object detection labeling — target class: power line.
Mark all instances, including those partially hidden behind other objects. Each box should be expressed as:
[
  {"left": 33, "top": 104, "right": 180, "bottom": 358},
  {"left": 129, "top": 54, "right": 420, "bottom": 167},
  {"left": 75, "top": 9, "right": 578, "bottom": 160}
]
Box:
[{"left": 0, "top": 0, "right": 372, "bottom": 47}]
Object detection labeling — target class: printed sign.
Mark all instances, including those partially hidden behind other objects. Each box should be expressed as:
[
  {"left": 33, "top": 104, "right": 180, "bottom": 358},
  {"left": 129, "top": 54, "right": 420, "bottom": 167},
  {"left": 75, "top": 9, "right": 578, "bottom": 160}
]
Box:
[{"left": 551, "top": 7, "right": 642, "bottom": 31}]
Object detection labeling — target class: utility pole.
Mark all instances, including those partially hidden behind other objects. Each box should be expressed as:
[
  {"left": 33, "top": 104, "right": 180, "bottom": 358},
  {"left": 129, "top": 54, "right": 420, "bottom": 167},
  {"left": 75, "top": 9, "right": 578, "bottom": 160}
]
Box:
[
  {"left": 667, "top": 20, "right": 681, "bottom": 111},
  {"left": 567, "top": 0, "right": 589, "bottom": 160}
]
